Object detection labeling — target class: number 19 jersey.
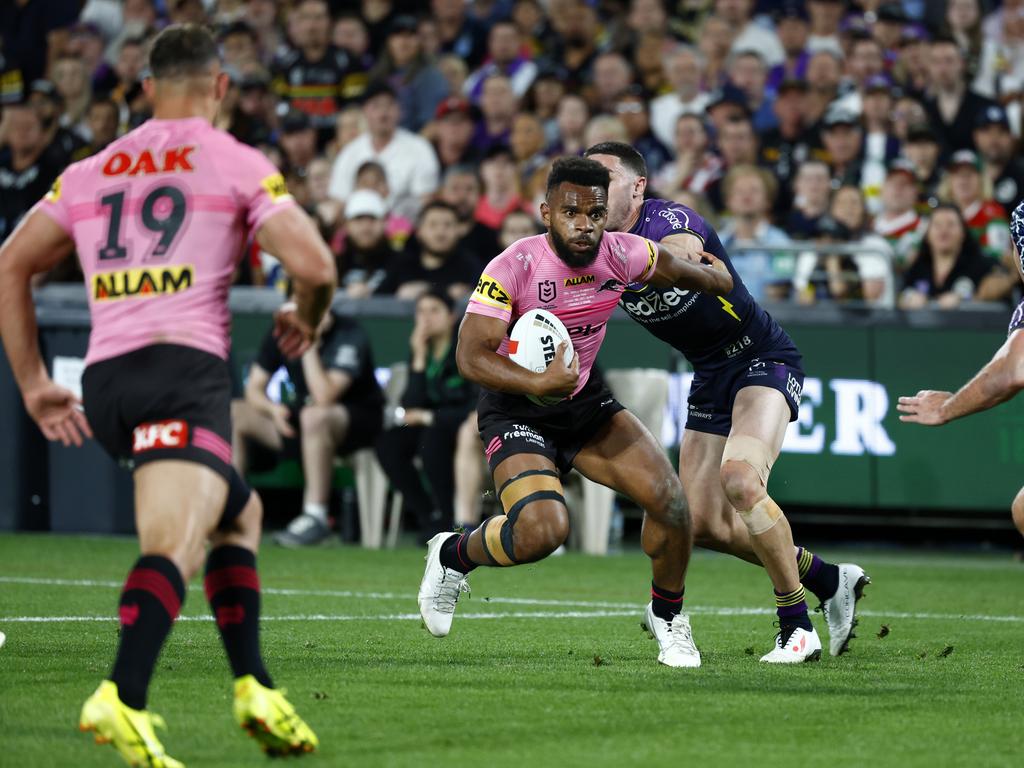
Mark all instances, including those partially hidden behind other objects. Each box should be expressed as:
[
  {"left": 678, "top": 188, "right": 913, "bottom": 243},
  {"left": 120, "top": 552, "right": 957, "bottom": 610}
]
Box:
[{"left": 33, "top": 117, "right": 295, "bottom": 366}]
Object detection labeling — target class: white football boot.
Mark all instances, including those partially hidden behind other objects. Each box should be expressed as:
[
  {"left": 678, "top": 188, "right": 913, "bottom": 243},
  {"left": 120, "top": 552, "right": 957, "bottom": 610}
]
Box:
[
  {"left": 418, "top": 532, "right": 470, "bottom": 637},
  {"left": 641, "top": 602, "right": 701, "bottom": 668},
  {"left": 821, "top": 563, "right": 871, "bottom": 656},
  {"left": 760, "top": 625, "right": 822, "bottom": 663}
]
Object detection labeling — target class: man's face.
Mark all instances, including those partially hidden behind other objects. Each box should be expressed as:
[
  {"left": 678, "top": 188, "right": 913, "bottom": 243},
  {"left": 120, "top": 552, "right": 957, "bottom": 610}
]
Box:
[
  {"left": 294, "top": 0, "right": 329, "bottom": 49},
  {"left": 777, "top": 17, "right": 809, "bottom": 55},
  {"left": 773, "top": 89, "right": 804, "bottom": 124},
  {"left": 87, "top": 104, "right": 119, "bottom": 147},
  {"left": 806, "top": 51, "right": 841, "bottom": 91},
  {"left": 904, "top": 139, "right": 939, "bottom": 173},
  {"left": 417, "top": 209, "right": 460, "bottom": 255},
  {"left": 719, "top": 121, "right": 757, "bottom": 165},
  {"left": 974, "top": 124, "right": 1013, "bottom": 164},
  {"left": 593, "top": 55, "right": 631, "bottom": 101},
  {"left": 348, "top": 215, "right": 385, "bottom": 249},
  {"left": 728, "top": 54, "right": 766, "bottom": 101},
  {"left": 415, "top": 294, "right": 452, "bottom": 339},
  {"left": 928, "top": 42, "right": 963, "bottom": 90},
  {"left": 949, "top": 165, "right": 980, "bottom": 203},
  {"left": 881, "top": 173, "right": 917, "bottom": 214},
  {"left": 480, "top": 76, "right": 516, "bottom": 121},
  {"left": 587, "top": 153, "right": 642, "bottom": 232},
  {"left": 489, "top": 24, "right": 520, "bottom": 64},
  {"left": 615, "top": 97, "right": 648, "bottom": 140},
  {"left": 116, "top": 43, "right": 145, "bottom": 85},
  {"left": 363, "top": 94, "right": 399, "bottom": 136},
  {"left": 665, "top": 49, "right": 701, "bottom": 95},
  {"left": 3, "top": 107, "right": 43, "bottom": 154},
  {"left": 28, "top": 92, "right": 59, "bottom": 127},
  {"left": 715, "top": 0, "right": 751, "bottom": 25},
  {"left": 387, "top": 30, "right": 419, "bottom": 67},
  {"left": 441, "top": 172, "right": 480, "bottom": 219},
  {"left": 222, "top": 32, "right": 257, "bottom": 68},
  {"left": 333, "top": 18, "right": 369, "bottom": 56},
  {"left": 541, "top": 182, "right": 608, "bottom": 267},
  {"left": 726, "top": 173, "right": 767, "bottom": 217},
  {"left": 795, "top": 163, "right": 830, "bottom": 206},
  {"left": 480, "top": 154, "right": 517, "bottom": 192},
  {"left": 674, "top": 115, "right": 707, "bottom": 154},
  {"left": 280, "top": 128, "right": 317, "bottom": 165},
  {"left": 499, "top": 211, "right": 539, "bottom": 249},
  {"left": 862, "top": 91, "right": 892, "bottom": 124},
  {"left": 510, "top": 113, "right": 545, "bottom": 160},
  {"left": 823, "top": 124, "right": 862, "bottom": 165},
  {"left": 848, "top": 40, "right": 883, "bottom": 85}
]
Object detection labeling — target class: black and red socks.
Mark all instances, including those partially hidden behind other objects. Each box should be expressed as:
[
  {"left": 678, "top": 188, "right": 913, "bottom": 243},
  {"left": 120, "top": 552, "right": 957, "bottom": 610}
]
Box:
[
  {"left": 439, "top": 532, "right": 477, "bottom": 574},
  {"left": 110, "top": 555, "right": 185, "bottom": 710},
  {"left": 651, "top": 582, "right": 684, "bottom": 622},
  {"left": 204, "top": 545, "right": 273, "bottom": 688}
]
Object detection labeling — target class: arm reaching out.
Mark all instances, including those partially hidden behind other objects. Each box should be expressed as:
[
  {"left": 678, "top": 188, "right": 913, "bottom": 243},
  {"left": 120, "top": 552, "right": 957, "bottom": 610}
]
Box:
[
  {"left": 455, "top": 312, "right": 578, "bottom": 399},
  {"left": 897, "top": 331, "right": 1024, "bottom": 425},
  {"left": 647, "top": 244, "right": 733, "bottom": 295}
]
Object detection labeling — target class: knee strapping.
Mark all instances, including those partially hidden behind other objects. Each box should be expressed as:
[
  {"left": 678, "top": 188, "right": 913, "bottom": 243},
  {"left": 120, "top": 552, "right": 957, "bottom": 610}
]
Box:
[
  {"left": 480, "top": 469, "right": 565, "bottom": 565},
  {"left": 737, "top": 494, "right": 783, "bottom": 535},
  {"left": 721, "top": 435, "right": 775, "bottom": 487}
]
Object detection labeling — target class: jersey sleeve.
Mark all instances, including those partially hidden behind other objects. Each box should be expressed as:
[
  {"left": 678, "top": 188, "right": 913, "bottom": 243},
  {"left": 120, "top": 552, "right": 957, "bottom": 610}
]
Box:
[
  {"left": 646, "top": 201, "right": 710, "bottom": 244},
  {"left": 466, "top": 250, "right": 518, "bottom": 324},
  {"left": 610, "top": 231, "right": 659, "bottom": 285},
  {"left": 31, "top": 173, "right": 72, "bottom": 234},
  {"left": 225, "top": 144, "right": 297, "bottom": 232}
]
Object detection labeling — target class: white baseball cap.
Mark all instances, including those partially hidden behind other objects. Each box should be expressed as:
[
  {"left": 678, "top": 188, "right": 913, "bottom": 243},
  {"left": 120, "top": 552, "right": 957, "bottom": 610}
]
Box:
[{"left": 345, "top": 189, "right": 387, "bottom": 220}]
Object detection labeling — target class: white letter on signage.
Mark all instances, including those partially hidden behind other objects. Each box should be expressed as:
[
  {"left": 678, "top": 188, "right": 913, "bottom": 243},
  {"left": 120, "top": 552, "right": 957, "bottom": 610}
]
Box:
[{"left": 830, "top": 379, "right": 896, "bottom": 456}]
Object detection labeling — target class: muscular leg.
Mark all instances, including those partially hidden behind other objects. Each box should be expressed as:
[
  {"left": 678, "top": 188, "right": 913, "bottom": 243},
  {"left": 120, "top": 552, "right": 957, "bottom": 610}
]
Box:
[
  {"left": 453, "top": 412, "right": 485, "bottom": 527},
  {"left": 298, "top": 403, "right": 350, "bottom": 507},
  {"left": 573, "top": 410, "right": 691, "bottom": 592},
  {"left": 231, "top": 400, "right": 284, "bottom": 475}
]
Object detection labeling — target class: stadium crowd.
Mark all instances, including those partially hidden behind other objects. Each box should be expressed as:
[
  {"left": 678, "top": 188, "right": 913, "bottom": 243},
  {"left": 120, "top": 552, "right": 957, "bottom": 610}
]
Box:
[{"left": 2, "top": 0, "right": 1023, "bottom": 310}]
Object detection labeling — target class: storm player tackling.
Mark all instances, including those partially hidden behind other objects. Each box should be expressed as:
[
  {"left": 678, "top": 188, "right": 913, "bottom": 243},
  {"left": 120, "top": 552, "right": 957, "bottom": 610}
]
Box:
[
  {"left": 585, "top": 142, "right": 870, "bottom": 662},
  {"left": 0, "top": 26, "right": 331, "bottom": 766},
  {"left": 417, "top": 157, "right": 733, "bottom": 667}
]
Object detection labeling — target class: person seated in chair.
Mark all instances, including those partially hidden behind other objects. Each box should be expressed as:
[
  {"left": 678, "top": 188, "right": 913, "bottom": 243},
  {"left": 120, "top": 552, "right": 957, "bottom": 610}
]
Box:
[
  {"left": 376, "top": 289, "right": 478, "bottom": 542},
  {"left": 232, "top": 309, "right": 384, "bottom": 546}
]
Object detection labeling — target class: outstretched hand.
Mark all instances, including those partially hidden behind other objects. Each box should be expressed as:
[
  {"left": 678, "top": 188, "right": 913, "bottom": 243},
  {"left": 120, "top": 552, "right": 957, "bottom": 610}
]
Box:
[
  {"left": 896, "top": 390, "right": 953, "bottom": 426},
  {"left": 273, "top": 301, "right": 316, "bottom": 359},
  {"left": 24, "top": 380, "right": 92, "bottom": 447}
]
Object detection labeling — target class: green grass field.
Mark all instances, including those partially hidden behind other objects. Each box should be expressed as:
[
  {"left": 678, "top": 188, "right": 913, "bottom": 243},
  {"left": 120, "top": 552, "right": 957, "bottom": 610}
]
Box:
[{"left": 1, "top": 533, "right": 1022, "bottom": 767}]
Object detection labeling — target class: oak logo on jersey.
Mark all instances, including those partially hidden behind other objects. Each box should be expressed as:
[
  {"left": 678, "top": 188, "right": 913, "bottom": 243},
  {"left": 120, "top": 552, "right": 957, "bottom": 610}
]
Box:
[
  {"left": 103, "top": 146, "right": 196, "bottom": 177},
  {"left": 45, "top": 175, "right": 62, "bottom": 202},
  {"left": 92, "top": 265, "right": 194, "bottom": 302},
  {"left": 261, "top": 173, "right": 291, "bottom": 203},
  {"left": 472, "top": 273, "right": 511, "bottom": 307},
  {"left": 563, "top": 274, "right": 594, "bottom": 287},
  {"left": 538, "top": 280, "right": 557, "bottom": 303},
  {"left": 133, "top": 420, "right": 189, "bottom": 453}
]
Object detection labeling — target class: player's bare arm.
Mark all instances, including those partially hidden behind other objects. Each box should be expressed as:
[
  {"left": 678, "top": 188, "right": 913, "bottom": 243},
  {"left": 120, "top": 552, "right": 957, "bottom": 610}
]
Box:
[
  {"left": 648, "top": 243, "right": 734, "bottom": 296},
  {"left": 301, "top": 349, "right": 353, "bottom": 405},
  {"left": 456, "top": 312, "right": 578, "bottom": 398},
  {"left": 256, "top": 205, "right": 337, "bottom": 356},
  {"left": 0, "top": 210, "right": 92, "bottom": 446},
  {"left": 659, "top": 232, "right": 706, "bottom": 263},
  {"left": 898, "top": 331, "right": 1024, "bottom": 425},
  {"left": 244, "top": 363, "right": 295, "bottom": 437}
]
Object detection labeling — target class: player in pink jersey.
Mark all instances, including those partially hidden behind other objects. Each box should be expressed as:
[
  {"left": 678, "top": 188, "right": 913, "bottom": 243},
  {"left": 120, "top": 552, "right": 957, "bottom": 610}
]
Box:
[
  {"left": 418, "top": 157, "right": 733, "bottom": 668},
  {"left": 0, "top": 27, "right": 332, "bottom": 766}
]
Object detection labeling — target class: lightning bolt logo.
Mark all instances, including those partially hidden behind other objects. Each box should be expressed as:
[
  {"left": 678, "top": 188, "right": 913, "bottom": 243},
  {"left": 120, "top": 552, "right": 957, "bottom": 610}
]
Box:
[{"left": 718, "top": 296, "right": 740, "bottom": 321}]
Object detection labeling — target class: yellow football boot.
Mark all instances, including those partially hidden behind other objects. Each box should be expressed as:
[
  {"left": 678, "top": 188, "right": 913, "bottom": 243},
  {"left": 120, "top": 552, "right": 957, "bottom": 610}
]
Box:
[
  {"left": 233, "top": 675, "right": 319, "bottom": 756},
  {"left": 79, "top": 681, "right": 184, "bottom": 768}
]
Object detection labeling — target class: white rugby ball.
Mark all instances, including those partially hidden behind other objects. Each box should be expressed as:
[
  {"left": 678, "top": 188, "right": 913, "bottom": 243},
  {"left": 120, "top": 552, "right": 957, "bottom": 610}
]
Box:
[{"left": 508, "top": 308, "right": 574, "bottom": 406}]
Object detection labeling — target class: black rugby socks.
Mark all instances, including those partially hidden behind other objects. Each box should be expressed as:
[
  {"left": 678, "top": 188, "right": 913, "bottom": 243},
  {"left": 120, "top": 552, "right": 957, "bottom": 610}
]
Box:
[
  {"left": 650, "top": 582, "right": 685, "bottom": 621},
  {"left": 796, "top": 547, "right": 841, "bottom": 603},
  {"left": 439, "top": 532, "right": 477, "bottom": 574},
  {"left": 110, "top": 555, "right": 185, "bottom": 710}
]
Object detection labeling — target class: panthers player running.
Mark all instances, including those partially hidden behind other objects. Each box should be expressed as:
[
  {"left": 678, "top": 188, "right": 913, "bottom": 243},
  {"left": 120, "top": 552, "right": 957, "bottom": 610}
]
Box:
[
  {"left": 586, "top": 142, "right": 869, "bottom": 662},
  {"left": 898, "top": 201, "right": 1024, "bottom": 541}
]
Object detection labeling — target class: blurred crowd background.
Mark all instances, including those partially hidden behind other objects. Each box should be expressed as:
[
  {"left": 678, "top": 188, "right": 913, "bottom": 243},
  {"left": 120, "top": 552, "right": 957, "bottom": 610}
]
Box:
[{"left": 2, "top": 0, "right": 1023, "bottom": 310}]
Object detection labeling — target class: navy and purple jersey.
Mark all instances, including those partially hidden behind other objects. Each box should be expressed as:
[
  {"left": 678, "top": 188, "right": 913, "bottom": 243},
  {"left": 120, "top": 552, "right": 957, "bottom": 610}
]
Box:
[{"left": 618, "top": 198, "right": 794, "bottom": 369}]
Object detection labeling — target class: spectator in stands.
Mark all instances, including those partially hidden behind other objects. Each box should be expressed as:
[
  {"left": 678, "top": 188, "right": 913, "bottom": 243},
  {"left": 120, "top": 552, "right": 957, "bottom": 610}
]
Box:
[
  {"left": 903, "top": 124, "right": 943, "bottom": 209},
  {"left": 277, "top": 109, "right": 318, "bottom": 176},
  {"left": 922, "top": 35, "right": 995, "bottom": 153},
  {"left": 704, "top": 85, "right": 750, "bottom": 138},
  {"left": 438, "top": 165, "right": 499, "bottom": 265},
  {"left": 767, "top": 2, "right": 811, "bottom": 92},
  {"left": 232, "top": 310, "right": 384, "bottom": 547},
  {"left": 820, "top": 103, "right": 865, "bottom": 188},
  {"left": 306, "top": 156, "right": 343, "bottom": 243},
  {"left": 590, "top": 52, "right": 634, "bottom": 115},
  {"left": 224, "top": 71, "right": 274, "bottom": 148},
  {"left": 509, "top": 111, "right": 550, "bottom": 187},
  {"left": 272, "top": 0, "right": 359, "bottom": 145},
  {"left": 51, "top": 56, "right": 92, "bottom": 141},
  {"left": 474, "top": 144, "right": 527, "bottom": 230},
  {"left": 336, "top": 190, "right": 395, "bottom": 298},
  {"left": 328, "top": 82, "right": 440, "bottom": 220},
  {"left": 169, "top": 0, "right": 207, "bottom": 25},
  {"left": 545, "top": 0, "right": 601, "bottom": 91},
  {"left": 68, "top": 22, "right": 117, "bottom": 94},
  {"left": 786, "top": 160, "right": 832, "bottom": 238},
  {"left": 242, "top": 0, "right": 283, "bottom": 64},
  {"left": 807, "top": 0, "right": 844, "bottom": 53},
  {"left": 433, "top": 0, "right": 488, "bottom": 69},
  {"left": 803, "top": 49, "right": 843, "bottom": 129},
  {"left": 378, "top": 201, "right": 479, "bottom": 300},
  {"left": 426, "top": 96, "right": 477, "bottom": 170},
  {"left": 471, "top": 73, "right": 518, "bottom": 156},
  {"left": 829, "top": 183, "right": 896, "bottom": 305},
  {"left": 974, "top": 0, "right": 1024, "bottom": 102},
  {"left": 352, "top": 160, "right": 413, "bottom": 249},
  {"left": 523, "top": 68, "right": 565, "bottom": 145},
  {"left": 370, "top": 15, "right": 449, "bottom": 132},
  {"left": 943, "top": 149, "right": 1011, "bottom": 265},
  {"left": 75, "top": 97, "right": 120, "bottom": 160},
  {"left": 220, "top": 21, "right": 261, "bottom": 73},
  {"left": 898, "top": 205, "right": 995, "bottom": 310},
  {"left": 697, "top": 15, "right": 736, "bottom": 92},
  {"left": 874, "top": 159, "right": 928, "bottom": 268},
  {"left": 550, "top": 92, "right": 589, "bottom": 156},
  {"left": 973, "top": 105, "right": 1024, "bottom": 214},
  {"left": 715, "top": 0, "right": 784, "bottom": 66},
  {"left": 760, "top": 79, "right": 811, "bottom": 211},
  {"left": 718, "top": 164, "right": 794, "bottom": 302},
  {"left": 727, "top": 50, "right": 776, "bottom": 133},
  {"left": 376, "top": 289, "right": 478, "bottom": 541},
  {"left": 872, "top": 2, "right": 909, "bottom": 62},
  {"left": 860, "top": 75, "right": 902, "bottom": 214},
  {"left": 464, "top": 19, "right": 538, "bottom": 103},
  {"left": 582, "top": 114, "right": 629, "bottom": 152},
  {"left": 794, "top": 217, "right": 864, "bottom": 305},
  {"left": 654, "top": 113, "right": 722, "bottom": 198},
  {"left": 649, "top": 45, "right": 708, "bottom": 149},
  {"left": 330, "top": 104, "right": 366, "bottom": 158},
  {"left": 946, "top": 0, "right": 984, "bottom": 80},
  {"left": 613, "top": 88, "right": 670, "bottom": 179},
  {"left": 0, "top": 103, "right": 64, "bottom": 243},
  {"left": 840, "top": 33, "right": 886, "bottom": 113},
  {"left": 26, "top": 80, "right": 80, "bottom": 164},
  {"left": 707, "top": 115, "right": 760, "bottom": 213},
  {"left": 333, "top": 14, "right": 375, "bottom": 81},
  {"left": 0, "top": 0, "right": 80, "bottom": 92},
  {"left": 498, "top": 209, "right": 542, "bottom": 250}
]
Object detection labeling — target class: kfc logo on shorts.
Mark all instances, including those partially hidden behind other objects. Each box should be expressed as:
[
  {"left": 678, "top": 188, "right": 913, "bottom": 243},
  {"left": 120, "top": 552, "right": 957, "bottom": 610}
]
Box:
[{"left": 133, "top": 420, "right": 189, "bottom": 453}]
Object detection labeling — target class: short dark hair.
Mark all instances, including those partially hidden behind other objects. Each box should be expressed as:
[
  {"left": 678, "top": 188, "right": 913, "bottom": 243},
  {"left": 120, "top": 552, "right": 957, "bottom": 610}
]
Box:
[
  {"left": 584, "top": 141, "right": 647, "bottom": 179},
  {"left": 417, "top": 200, "right": 459, "bottom": 222},
  {"left": 546, "top": 156, "right": 610, "bottom": 195},
  {"left": 417, "top": 286, "right": 455, "bottom": 313},
  {"left": 148, "top": 24, "right": 219, "bottom": 80},
  {"left": 88, "top": 96, "right": 119, "bottom": 116}
]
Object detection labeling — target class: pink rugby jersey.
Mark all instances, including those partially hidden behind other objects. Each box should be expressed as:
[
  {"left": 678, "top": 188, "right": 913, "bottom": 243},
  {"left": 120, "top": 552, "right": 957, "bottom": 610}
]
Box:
[
  {"left": 33, "top": 117, "right": 295, "bottom": 366},
  {"left": 467, "top": 231, "right": 659, "bottom": 396}
]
